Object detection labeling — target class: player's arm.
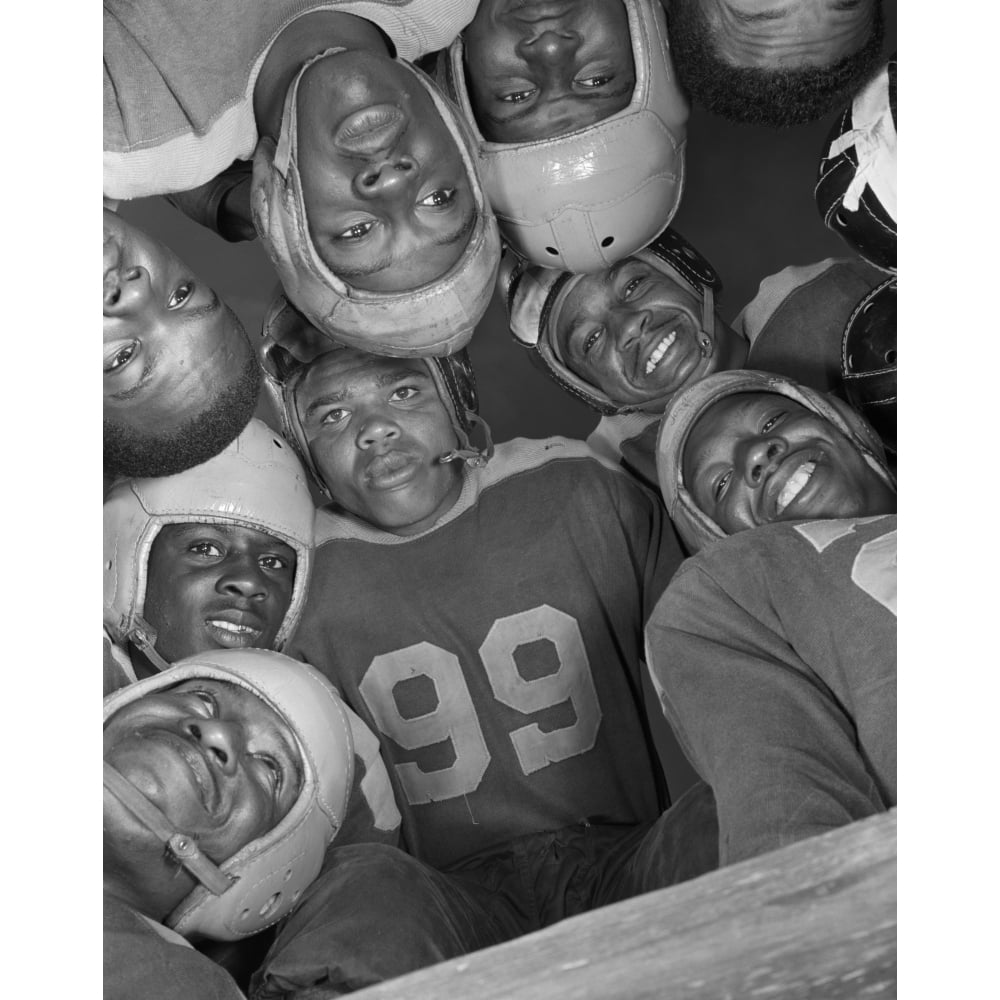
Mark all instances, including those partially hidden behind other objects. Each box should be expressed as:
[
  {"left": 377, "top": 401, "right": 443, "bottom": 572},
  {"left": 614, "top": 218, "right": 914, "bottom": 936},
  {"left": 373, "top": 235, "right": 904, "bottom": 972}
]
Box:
[
  {"left": 164, "top": 159, "right": 255, "bottom": 242},
  {"left": 644, "top": 563, "right": 886, "bottom": 866}
]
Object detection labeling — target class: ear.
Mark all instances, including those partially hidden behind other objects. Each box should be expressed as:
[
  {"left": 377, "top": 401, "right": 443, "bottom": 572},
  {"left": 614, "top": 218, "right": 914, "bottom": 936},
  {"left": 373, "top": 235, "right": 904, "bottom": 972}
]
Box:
[{"left": 251, "top": 136, "right": 278, "bottom": 238}]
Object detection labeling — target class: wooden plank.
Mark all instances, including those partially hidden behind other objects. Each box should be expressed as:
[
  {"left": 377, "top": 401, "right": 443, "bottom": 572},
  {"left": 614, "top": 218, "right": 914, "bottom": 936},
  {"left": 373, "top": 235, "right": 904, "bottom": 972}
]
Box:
[{"left": 349, "top": 811, "right": 896, "bottom": 1000}]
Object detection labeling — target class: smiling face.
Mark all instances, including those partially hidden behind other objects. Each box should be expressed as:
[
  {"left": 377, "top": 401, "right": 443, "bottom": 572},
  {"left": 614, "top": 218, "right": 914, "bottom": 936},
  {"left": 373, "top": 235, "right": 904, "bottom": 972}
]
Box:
[
  {"left": 462, "top": 0, "right": 636, "bottom": 142},
  {"left": 554, "top": 258, "right": 735, "bottom": 406},
  {"left": 142, "top": 524, "right": 297, "bottom": 662},
  {"left": 104, "top": 679, "right": 303, "bottom": 866},
  {"left": 682, "top": 391, "right": 896, "bottom": 534},
  {"left": 294, "top": 350, "right": 463, "bottom": 535},
  {"left": 103, "top": 210, "right": 253, "bottom": 434},
  {"left": 294, "top": 52, "right": 476, "bottom": 293}
]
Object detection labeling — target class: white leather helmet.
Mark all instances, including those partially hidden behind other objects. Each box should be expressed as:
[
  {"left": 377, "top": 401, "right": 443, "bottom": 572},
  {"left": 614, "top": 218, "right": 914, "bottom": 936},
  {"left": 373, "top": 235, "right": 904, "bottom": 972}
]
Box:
[
  {"left": 656, "top": 369, "right": 896, "bottom": 554},
  {"left": 104, "top": 418, "right": 314, "bottom": 652},
  {"left": 499, "top": 228, "right": 722, "bottom": 414},
  {"left": 439, "top": 0, "right": 689, "bottom": 272},
  {"left": 252, "top": 48, "right": 501, "bottom": 357},
  {"left": 103, "top": 649, "right": 354, "bottom": 940}
]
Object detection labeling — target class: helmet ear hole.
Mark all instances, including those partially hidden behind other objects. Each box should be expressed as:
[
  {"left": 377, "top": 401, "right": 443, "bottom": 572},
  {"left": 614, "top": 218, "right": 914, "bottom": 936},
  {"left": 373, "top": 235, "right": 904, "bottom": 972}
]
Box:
[
  {"left": 600, "top": 236, "right": 614, "bottom": 248},
  {"left": 545, "top": 246, "right": 558, "bottom": 256}
]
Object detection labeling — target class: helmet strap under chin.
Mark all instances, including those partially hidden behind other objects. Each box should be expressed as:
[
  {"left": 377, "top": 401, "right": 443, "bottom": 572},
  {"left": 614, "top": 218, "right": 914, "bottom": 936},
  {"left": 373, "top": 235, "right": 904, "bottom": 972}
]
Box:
[
  {"left": 104, "top": 763, "right": 233, "bottom": 896},
  {"left": 698, "top": 286, "right": 716, "bottom": 359},
  {"left": 126, "top": 616, "right": 173, "bottom": 674},
  {"left": 440, "top": 412, "right": 495, "bottom": 469}
]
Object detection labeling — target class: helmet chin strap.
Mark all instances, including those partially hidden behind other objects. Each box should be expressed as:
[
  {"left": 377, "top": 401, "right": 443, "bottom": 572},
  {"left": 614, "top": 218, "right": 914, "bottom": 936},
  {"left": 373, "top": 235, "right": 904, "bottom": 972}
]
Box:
[
  {"left": 440, "top": 412, "right": 495, "bottom": 469},
  {"left": 104, "top": 763, "right": 233, "bottom": 896},
  {"left": 698, "top": 286, "right": 716, "bottom": 359},
  {"left": 126, "top": 616, "right": 173, "bottom": 674},
  {"left": 111, "top": 618, "right": 232, "bottom": 896}
]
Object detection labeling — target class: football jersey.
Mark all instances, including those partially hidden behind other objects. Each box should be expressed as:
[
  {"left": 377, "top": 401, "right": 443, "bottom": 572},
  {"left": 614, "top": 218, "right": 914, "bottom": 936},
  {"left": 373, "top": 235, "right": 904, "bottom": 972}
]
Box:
[
  {"left": 645, "top": 515, "right": 896, "bottom": 861},
  {"left": 288, "top": 438, "right": 684, "bottom": 869}
]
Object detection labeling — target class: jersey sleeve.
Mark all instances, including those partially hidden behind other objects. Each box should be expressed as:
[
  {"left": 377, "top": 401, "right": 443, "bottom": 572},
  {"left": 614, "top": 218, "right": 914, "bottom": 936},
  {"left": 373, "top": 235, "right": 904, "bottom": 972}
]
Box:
[
  {"left": 105, "top": 895, "right": 246, "bottom": 1000},
  {"left": 644, "top": 558, "right": 887, "bottom": 865}
]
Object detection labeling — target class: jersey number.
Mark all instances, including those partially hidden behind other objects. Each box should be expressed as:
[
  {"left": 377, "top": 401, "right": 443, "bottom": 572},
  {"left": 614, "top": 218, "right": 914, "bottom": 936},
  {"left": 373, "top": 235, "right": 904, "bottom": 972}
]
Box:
[
  {"left": 358, "top": 606, "right": 602, "bottom": 805},
  {"left": 794, "top": 518, "right": 897, "bottom": 614}
]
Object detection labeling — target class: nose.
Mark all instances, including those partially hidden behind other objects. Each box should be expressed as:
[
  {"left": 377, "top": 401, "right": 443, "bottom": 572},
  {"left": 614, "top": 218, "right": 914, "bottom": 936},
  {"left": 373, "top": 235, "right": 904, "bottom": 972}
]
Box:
[
  {"left": 104, "top": 265, "right": 150, "bottom": 313},
  {"left": 353, "top": 155, "right": 418, "bottom": 201},
  {"left": 216, "top": 554, "right": 268, "bottom": 601},
  {"left": 616, "top": 307, "right": 649, "bottom": 351},
  {"left": 740, "top": 436, "right": 787, "bottom": 486},
  {"left": 356, "top": 408, "right": 401, "bottom": 451},
  {"left": 184, "top": 717, "right": 244, "bottom": 776},
  {"left": 517, "top": 28, "right": 582, "bottom": 67}
]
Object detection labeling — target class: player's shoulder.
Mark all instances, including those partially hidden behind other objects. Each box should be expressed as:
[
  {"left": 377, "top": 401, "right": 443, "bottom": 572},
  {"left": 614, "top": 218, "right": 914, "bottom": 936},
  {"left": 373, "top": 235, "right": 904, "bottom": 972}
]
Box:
[
  {"left": 686, "top": 515, "right": 897, "bottom": 580},
  {"left": 481, "top": 436, "right": 657, "bottom": 503}
]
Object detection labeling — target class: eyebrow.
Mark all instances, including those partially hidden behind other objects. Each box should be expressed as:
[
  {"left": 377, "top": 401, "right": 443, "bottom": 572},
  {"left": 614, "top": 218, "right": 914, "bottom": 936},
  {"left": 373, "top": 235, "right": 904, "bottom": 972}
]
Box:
[
  {"left": 484, "top": 81, "right": 634, "bottom": 127},
  {"left": 334, "top": 213, "right": 479, "bottom": 279},
  {"left": 304, "top": 369, "right": 431, "bottom": 417}
]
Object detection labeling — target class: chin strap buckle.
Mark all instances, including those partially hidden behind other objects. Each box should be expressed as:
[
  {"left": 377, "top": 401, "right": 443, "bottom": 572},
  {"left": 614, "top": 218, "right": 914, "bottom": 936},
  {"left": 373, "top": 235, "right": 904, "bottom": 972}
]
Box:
[
  {"left": 104, "top": 763, "right": 234, "bottom": 896},
  {"left": 126, "top": 617, "right": 173, "bottom": 674}
]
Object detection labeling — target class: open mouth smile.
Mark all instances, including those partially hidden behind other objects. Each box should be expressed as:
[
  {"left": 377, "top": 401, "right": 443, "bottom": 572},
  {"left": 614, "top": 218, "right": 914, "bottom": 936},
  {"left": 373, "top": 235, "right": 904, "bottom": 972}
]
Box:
[
  {"left": 771, "top": 458, "right": 819, "bottom": 517},
  {"left": 644, "top": 328, "right": 679, "bottom": 375}
]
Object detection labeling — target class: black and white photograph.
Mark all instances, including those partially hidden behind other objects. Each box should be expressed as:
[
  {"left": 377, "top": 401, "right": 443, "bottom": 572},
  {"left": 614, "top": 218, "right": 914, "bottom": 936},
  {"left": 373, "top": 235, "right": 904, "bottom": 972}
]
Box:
[{"left": 101, "top": 2, "right": 903, "bottom": 997}]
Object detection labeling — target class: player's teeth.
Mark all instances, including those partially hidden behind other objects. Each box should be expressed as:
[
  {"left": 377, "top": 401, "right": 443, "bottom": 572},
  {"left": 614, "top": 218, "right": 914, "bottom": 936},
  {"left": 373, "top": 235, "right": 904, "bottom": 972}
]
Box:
[
  {"left": 776, "top": 461, "right": 816, "bottom": 514},
  {"left": 644, "top": 329, "right": 678, "bottom": 375},
  {"left": 209, "top": 620, "right": 254, "bottom": 634}
]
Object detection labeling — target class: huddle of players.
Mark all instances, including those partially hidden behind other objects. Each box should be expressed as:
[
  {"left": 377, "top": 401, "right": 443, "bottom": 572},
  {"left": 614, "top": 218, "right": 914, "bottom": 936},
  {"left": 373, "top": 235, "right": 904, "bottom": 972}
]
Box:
[{"left": 103, "top": 3, "right": 896, "bottom": 999}]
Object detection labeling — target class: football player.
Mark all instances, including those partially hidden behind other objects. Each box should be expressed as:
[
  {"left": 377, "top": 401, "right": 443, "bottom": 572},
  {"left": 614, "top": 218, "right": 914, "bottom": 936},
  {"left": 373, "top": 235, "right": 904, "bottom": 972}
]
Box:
[
  {"left": 105, "top": 0, "right": 499, "bottom": 356},
  {"left": 501, "top": 233, "right": 887, "bottom": 492},
  {"left": 103, "top": 208, "right": 260, "bottom": 483},
  {"left": 103, "top": 418, "right": 313, "bottom": 696},
  {"left": 437, "top": 0, "right": 689, "bottom": 272},
  {"left": 666, "top": 0, "right": 887, "bottom": 127},
  {"left": 656, "top": 369, "right": 896, "bottom": 553},
  {"left": 104, "top": 649, "right": 400, "bottom": 1000},
  {"left": 247, "top": 296, "right": 719, "bottom": 996}
]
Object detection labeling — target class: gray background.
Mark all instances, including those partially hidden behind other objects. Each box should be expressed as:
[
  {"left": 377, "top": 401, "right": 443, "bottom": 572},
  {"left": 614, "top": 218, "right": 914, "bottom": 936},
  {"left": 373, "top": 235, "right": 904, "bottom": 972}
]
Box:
[{"left": 119, "top": 4, "right": 895, "bottom": 798}]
